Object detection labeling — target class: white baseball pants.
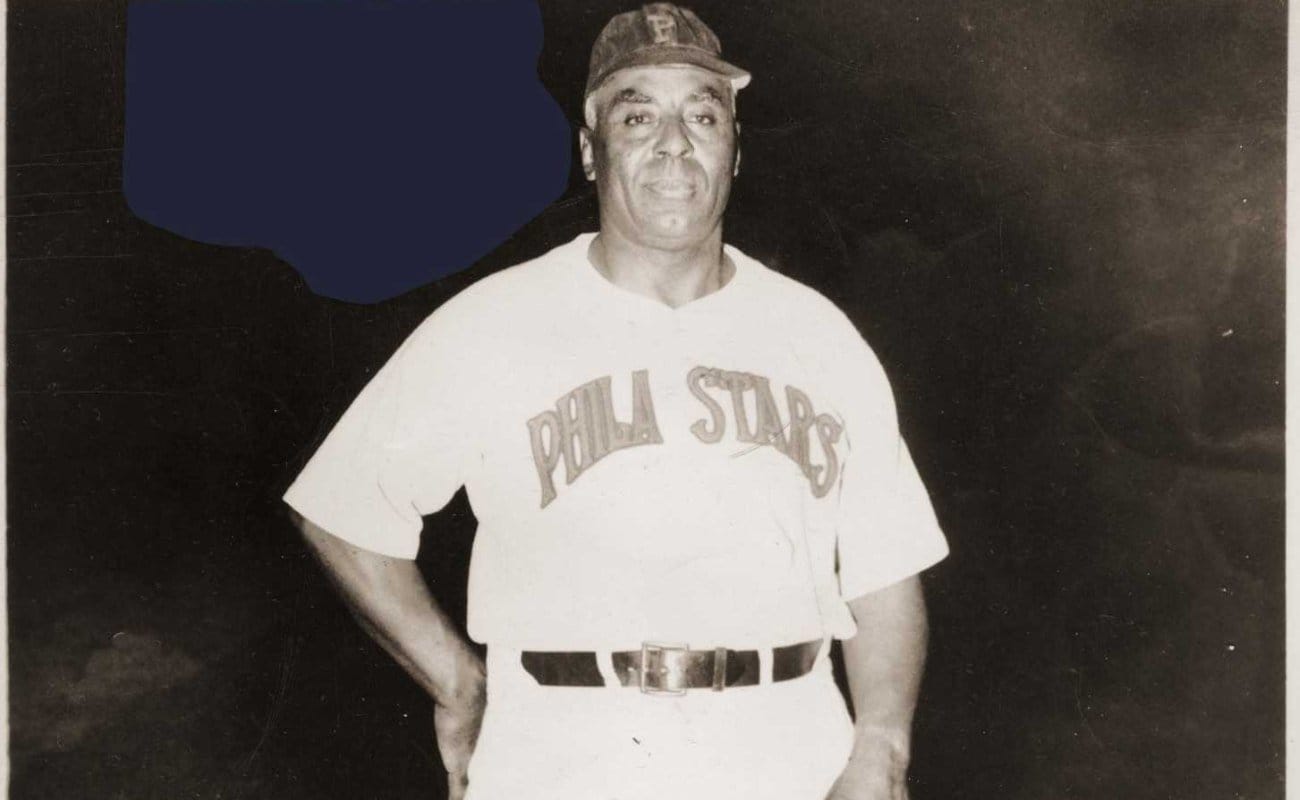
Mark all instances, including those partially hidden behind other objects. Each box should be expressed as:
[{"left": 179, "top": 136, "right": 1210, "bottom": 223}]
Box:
[{"left": 464, "top": 647, "right": 855, "bottom": 800}]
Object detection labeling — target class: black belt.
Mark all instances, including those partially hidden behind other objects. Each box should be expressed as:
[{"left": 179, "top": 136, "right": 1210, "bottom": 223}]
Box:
[{"left": 520, "top": 639, "right": 824, "bottom": 694}]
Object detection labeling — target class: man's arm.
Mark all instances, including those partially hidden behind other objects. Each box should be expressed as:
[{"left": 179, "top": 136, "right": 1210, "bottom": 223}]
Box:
[
  {"left": 828, "top": 574, "right": 929, "bottom": 800},
  {"left": 293, "top": 512, "right": 485, "bottom": 800}
]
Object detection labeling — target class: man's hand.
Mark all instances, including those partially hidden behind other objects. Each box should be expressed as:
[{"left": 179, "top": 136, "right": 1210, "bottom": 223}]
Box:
[
  {"left": 434, "top": 654, "right": 486, "bottom": 800},
  {"left": 825, "top": 727, "right": 911, "bottom": 800}
]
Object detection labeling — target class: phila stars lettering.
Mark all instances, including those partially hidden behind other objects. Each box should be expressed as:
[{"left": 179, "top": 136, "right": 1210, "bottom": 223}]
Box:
[
  {"left": 527, "top": 366, "right": 844, "bottom": 508},
  {"left": 686, "top": 367, "right": 844, "bottom": 498},
  {"left": 527, "top": 370, "right": 664, "bottom": 508}
]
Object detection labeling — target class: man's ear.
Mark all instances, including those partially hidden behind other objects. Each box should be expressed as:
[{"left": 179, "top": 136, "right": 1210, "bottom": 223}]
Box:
[
  {"left": 733, "top": 122, "right": 742, "bottom": 178},
  {"left": 579, "top": 127, "right": 597, "bottom": 182},
  {"left": 733, "top": 122, "right": 743, "bottom": 178}
]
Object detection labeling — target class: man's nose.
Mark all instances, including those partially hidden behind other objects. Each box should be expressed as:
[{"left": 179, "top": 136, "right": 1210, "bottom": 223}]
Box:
[{"left": 654, "top": 117, "right": 693, "bottom": 158}]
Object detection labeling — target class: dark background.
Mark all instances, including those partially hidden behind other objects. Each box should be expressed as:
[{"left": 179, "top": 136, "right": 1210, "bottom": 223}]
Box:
[{"left": 8, "top": 1, "right": 1284, "bottom": 798}]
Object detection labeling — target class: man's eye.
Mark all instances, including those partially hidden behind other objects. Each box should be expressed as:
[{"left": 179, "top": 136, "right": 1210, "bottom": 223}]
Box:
[
  {"left": 624, "top": 113, "right": 650, "bottom": 126},
  {"left": 693, "top": 113, "right": 716, "bottom": 125}
]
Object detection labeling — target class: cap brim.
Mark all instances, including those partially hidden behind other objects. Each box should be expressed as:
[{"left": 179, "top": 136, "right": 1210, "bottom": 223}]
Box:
[{"left": 586, "top": 46, "right": 752, "bottom": 96}]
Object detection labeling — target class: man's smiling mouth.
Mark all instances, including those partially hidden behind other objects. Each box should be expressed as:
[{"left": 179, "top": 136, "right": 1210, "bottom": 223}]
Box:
[{"left": 645, "top": 179, "right": 696, "bottom": 198}]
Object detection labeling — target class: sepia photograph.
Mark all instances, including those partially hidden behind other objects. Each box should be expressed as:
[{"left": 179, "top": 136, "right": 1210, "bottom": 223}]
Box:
[{"left": 7, "top": 1, "right": 1285, "bottom": 798}]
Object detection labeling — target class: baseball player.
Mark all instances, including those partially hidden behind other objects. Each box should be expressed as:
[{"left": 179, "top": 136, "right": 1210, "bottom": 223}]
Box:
[{"left": 285, "top": 4, "right": 948, "bottom": 799}]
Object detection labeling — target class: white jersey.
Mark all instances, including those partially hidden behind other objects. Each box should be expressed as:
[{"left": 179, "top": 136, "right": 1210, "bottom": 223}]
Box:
[{"left": 284, "top": 232, "right": 948, "bottom": 650}]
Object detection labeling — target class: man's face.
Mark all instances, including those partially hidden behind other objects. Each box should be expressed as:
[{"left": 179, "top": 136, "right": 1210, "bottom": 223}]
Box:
[{"left": 581, "top": 65, "right": 739, "bottom": 249}]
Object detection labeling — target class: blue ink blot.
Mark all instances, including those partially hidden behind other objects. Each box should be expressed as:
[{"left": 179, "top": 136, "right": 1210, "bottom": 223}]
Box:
[{"left": 124, "top": 0, "right": 571, "bottom": 303}]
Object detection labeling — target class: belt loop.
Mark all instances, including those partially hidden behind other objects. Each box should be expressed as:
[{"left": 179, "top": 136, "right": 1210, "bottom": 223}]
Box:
[
  {"left": 594, "top": 649, "right": 620, "bottom": 687},
  {"left": 711, "top": 647, "right": 727, "bottom": 691},
  {"left": 758, "top": 646, "right": 773, "bottom": 685}
]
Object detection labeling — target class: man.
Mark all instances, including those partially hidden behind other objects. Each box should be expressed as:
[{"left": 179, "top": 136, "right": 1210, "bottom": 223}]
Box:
[{"left": 284, "top": 4, "right": 948, "bottom": 799}]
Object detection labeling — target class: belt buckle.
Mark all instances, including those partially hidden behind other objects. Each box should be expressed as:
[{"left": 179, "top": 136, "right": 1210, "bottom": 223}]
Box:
[{"left": 639, "top": 641, "right": 689, "bottom": 696}]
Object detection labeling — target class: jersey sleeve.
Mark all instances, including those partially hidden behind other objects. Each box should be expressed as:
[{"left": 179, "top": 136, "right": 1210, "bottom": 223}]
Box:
[
  {"left": 832, "top": 319, "right": 949, "bottom": 601},
  {"left": 282, "top": 308, "right": 472, "bottom": 559}
]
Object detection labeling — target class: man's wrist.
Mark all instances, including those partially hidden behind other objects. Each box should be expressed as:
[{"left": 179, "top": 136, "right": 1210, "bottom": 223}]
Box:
[
  {"left": 851, "top": 721, "right": 911, "bottom": 762},
  {"left": 430, "top": 640, "right": 486, "bottom": 709}
]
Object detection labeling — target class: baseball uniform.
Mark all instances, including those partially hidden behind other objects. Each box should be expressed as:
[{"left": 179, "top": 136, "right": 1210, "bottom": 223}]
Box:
[{"left": 284, "top": 232, "right": 948, "bottom": 797}]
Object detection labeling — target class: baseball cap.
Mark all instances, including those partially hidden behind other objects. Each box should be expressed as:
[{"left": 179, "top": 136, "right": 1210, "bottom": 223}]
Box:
[{"left": 584, "top": 3, "right": 752, "bottom": 99}]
